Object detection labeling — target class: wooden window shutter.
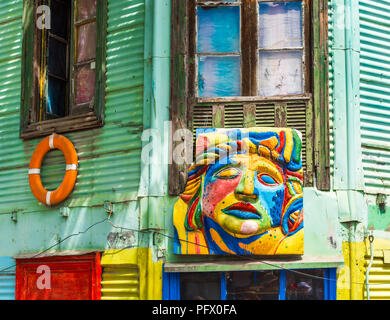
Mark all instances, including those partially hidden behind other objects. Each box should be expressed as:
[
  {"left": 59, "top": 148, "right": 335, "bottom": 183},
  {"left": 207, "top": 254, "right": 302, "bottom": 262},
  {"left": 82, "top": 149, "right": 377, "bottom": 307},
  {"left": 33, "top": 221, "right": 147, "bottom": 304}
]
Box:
[
  {"left": 190, "top": 99, "right": 314, "bottom": 187},
  {"left": 20, "top": 0, "right": 107, "bottom": 140}
]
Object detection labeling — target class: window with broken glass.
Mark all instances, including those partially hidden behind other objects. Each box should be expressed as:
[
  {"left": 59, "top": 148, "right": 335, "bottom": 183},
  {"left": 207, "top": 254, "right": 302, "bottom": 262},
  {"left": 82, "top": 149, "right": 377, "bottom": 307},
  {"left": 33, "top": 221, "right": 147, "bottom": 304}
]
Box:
[
  {"left": 169, "top": 0, "right": 330, "bottom": 195},
  {"left": 20, "top": 0, "right": 106, "bottom": 139}
]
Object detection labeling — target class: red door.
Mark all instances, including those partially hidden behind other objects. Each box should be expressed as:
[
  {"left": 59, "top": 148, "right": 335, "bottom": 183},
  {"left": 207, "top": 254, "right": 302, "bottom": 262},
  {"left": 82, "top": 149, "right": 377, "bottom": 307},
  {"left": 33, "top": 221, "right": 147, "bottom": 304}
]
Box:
[{"left": 16, "top": 253, "right": 101, "bottom": 300}]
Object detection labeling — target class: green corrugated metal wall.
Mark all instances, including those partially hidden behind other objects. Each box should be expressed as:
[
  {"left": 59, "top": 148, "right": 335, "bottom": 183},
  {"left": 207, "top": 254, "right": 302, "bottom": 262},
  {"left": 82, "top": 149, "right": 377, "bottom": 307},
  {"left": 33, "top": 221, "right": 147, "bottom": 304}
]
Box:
[
  {"left": 0, "top": 0, "right": 146, "bottom": 214},
  {"left": 359, "top": 0, "right": 390, "bottom": 194}
]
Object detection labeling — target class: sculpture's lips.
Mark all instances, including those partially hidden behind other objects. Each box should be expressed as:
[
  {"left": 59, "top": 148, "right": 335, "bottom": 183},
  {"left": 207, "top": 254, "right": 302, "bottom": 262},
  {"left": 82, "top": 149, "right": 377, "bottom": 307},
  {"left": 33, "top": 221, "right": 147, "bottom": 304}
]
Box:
[{"left": 222, "top": 203, "right": 261, "bottom": 220}]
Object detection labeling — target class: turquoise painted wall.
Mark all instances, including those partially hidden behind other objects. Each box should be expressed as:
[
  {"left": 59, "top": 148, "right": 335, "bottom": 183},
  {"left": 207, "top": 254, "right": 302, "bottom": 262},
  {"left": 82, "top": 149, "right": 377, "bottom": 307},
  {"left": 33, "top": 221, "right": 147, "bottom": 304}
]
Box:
[
  {"left": 0, "top": 0, "right": 151, "bottom": 258},
  {"left": 0, "top": 0, "right": 349, "bottom": 272}
]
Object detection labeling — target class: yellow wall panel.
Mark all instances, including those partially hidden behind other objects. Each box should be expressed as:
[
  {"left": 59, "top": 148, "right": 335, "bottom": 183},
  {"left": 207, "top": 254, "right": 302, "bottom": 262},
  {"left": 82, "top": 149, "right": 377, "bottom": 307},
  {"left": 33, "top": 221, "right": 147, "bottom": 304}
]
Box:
[
  {"left": 337, "top": 242, "right": 365, "bottom": 300},
  {"left": 364, "top": 238, "right": 390, "bottom": 300},
  {"left": 101, "top": 248, "right": 163, "bottom": 300}
]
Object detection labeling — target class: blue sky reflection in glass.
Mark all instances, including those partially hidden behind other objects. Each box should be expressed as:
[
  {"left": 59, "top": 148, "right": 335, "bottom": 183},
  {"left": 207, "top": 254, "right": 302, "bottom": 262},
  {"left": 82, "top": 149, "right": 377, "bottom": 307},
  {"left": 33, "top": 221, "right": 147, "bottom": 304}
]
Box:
[{"left": 197, "top": 6, "right": 240, "bottom": 97}]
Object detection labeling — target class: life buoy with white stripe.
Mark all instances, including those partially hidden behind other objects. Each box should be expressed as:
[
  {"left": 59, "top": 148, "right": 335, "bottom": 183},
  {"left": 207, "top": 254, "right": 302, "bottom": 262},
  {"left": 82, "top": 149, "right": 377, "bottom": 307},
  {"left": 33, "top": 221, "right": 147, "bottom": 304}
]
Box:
[{"left": 28, "top": 133, "right": 78, "bottom": 206}]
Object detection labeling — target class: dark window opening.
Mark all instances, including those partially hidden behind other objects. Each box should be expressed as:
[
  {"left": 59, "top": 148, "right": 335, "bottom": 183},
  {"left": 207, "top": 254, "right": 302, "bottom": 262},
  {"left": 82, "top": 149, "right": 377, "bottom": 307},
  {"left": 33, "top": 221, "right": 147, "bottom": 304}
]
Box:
[
  {"left": 227, "top": 270, "right": 280, "bottom": 300},
  {"left": 165, "top": 268, "right": 336, "bottom": 300},
  {"left": 37, "top": 0, "right": 71, "bottom": 121},
  {"left": 286, "top": 269, "right": 324, "bottom": 300},
  {"left": 21, "top": 0, "right": 105, "bottom": 139},
  {"left": 180, "top": 272, "right": 221, "bottom": 300}
]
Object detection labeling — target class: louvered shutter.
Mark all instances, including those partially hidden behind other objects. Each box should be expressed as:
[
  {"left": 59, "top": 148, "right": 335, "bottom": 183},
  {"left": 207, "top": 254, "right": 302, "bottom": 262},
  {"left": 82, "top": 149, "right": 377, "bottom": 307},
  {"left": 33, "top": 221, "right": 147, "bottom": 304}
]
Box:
[
  {"left": 286, "top": 101, "right": 309, "bottom": 175},
  {"left": 256, "top": 104, "right": 275, "bottom": 127},
  {"left": 192, "top": 98, "right": 313, "bottom": 185},
  {"left": 224, "top": 105, "right": 244, "bottom": 128}
]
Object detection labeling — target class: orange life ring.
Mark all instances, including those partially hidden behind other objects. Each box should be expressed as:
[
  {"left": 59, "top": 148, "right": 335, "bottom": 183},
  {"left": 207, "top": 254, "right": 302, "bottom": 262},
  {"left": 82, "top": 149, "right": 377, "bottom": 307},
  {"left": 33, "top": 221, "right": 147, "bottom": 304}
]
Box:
[{"left": 28, "top": 133, "right": 78, "bottom": 206}]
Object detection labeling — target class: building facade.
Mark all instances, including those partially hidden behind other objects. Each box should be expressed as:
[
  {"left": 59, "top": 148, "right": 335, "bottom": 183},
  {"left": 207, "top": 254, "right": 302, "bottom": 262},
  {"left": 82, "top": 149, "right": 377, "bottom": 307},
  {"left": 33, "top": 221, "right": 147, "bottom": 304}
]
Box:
[{"left": 0, "top": 0, "right": 388, "bottom": 300}]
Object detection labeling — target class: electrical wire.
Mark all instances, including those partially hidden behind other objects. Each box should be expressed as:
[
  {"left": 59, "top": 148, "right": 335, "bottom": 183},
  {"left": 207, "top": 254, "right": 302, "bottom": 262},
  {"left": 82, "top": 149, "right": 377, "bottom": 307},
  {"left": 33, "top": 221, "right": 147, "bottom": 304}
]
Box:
[
  {"left": 106, "top": 215, "right": 381, "bottom": 287},
  {"left": 0, "top": 217, "right": 108, "bottom": 274},
  {"left": 0, "top": 212, "right": 383, "bottom": 289}
]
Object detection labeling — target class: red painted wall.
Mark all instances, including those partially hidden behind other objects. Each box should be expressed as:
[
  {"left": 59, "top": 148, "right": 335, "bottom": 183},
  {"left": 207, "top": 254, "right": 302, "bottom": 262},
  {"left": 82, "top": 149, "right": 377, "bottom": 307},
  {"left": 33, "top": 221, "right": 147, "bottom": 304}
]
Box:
[{"left": 16, "top": 253, "right": 101, "bottom": 300}]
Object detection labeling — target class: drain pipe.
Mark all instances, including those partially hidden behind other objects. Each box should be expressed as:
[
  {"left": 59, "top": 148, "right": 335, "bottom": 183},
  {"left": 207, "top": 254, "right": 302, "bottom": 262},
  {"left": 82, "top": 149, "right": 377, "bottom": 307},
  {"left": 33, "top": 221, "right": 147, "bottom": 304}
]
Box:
[
  {"left": 365, "top": 231, "right": 374, "bottom": 300},
  {"left": 333, "top": 0, "right": 365, "bottom": 300}
]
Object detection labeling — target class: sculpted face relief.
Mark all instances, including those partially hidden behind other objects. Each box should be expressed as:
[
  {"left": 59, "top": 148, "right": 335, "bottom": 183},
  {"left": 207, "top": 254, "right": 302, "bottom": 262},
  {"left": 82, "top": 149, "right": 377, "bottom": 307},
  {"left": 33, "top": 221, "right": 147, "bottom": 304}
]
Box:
[{"left": 173, "top": 128, "right": 304, "bottom": 255}]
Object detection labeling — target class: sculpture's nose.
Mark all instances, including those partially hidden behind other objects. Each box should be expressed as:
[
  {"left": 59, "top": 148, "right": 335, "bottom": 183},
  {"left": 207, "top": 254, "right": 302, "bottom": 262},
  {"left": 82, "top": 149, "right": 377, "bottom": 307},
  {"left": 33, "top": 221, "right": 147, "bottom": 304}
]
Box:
[{"left": 234, "top": 169, "right": 258, "bottom": 201}]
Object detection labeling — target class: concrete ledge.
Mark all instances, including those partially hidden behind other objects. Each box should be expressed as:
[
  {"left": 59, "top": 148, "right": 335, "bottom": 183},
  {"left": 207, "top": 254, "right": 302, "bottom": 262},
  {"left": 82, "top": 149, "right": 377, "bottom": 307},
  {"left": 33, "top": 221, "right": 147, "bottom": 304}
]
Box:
[{"left": 164, "top": 255, "right": 344, "bottom": 272}]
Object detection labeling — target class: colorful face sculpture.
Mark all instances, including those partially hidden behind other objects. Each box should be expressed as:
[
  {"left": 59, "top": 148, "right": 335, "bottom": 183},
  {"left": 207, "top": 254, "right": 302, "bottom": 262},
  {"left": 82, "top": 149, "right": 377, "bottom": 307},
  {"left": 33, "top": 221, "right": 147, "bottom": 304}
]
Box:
[{"left": 173, "top": 128, "right": 304, "bottom": 255}]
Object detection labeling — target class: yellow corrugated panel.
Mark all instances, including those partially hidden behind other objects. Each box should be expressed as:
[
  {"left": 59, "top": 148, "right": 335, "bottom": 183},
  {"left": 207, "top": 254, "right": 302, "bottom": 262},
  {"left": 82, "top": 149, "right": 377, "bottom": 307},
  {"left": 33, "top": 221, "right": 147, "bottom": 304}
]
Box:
[
  {"left": 101, "top": 265, "right": 140, "bottom": 300},
  {"left": 101, "top": 248, "right": 163, "bottom": 300},
  {"left": 364, "top": 238, "right": 390, "bottom": 300}
]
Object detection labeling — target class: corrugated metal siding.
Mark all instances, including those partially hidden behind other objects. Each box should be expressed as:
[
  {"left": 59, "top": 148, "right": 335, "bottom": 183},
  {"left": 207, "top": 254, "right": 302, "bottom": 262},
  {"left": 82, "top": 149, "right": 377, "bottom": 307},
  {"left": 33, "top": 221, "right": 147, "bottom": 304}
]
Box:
[
  {"left": 101, "top": 265, "right": 140, "bottom": 300},
  {"left": 359, "top": 0, "right": 390, "bottom": 194},
  {"left": 191, "top": 101, "right": 308, "bottom": 170},
  {"left": 0, "top": 257, "right": 15, "bottom": 300},
  {"left": 255, "top": 104, "right": 275, "bottom": 127},
  {"left": 364, "top": 250, "right": 390, "bottom": 300},
  {"left": 0, "top": 0, "right": 146, "bottom": 213},
  {"left": 0, "top": 275, "right": 15, "bottom": 300}
]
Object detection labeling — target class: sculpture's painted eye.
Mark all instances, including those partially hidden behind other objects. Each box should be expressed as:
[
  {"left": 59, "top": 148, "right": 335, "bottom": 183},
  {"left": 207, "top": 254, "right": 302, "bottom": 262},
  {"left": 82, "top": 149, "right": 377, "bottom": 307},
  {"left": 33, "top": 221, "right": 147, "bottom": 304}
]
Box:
[
  {"left": 258, "top": 174, "right": 279, "bottom": 186},
  {"left": 214, "top": 167, "right": 241, "bottom": 179}
]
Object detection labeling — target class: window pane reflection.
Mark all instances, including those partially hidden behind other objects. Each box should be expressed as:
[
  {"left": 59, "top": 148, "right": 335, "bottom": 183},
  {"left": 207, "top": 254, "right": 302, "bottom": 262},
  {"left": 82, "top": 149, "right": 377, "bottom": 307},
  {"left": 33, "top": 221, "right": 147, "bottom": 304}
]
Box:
[
  {"left": 259, "top": 1, "right": 302, "bottom": 49},
  {"left": 286, "top": 269, "right": 324, "bottom": 300},
  {"left": 198, "top": 56, "right": 241, "bottom": 97},
  {"left": 259, "top": 50, "right": 303, "bottom": 96},
  {"left": 227, "top": 271, "right": 280, "bottom": 300},
  {"left": 180, "top": 273, "right": 221, "bottom": 300},
  {"left": 47, "top": 77, "right": 66, "bottom": 117},
  {"left": 197, "top": 6, "right": 240, "bottom": 53},
  {"left": 76, "top": 0, "right": 97, "bottom": 21},
  {"left": 76, "top": 22, "right": 97, "bottom": 63}
]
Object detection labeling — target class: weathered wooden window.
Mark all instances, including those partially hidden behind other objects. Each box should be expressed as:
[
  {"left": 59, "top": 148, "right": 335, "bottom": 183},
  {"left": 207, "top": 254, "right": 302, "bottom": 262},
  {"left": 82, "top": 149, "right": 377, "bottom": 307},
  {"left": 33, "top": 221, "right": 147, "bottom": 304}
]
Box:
[
  {"left": 20, "top": 0, "right": 107, "bottom": 139},
  {"left": 170, "top": 0, "right": 330, "bottom": 194},
  {"left": 195, "top": 0, "right": 306, "bottom": 97}
]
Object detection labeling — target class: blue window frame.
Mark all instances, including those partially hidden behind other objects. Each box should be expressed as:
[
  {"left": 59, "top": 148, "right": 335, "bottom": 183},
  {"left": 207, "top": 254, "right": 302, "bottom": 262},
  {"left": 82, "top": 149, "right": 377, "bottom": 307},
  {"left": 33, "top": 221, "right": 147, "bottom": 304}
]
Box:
[{"left": 162, "top": 267, "right": 337, "bottom": 300}]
